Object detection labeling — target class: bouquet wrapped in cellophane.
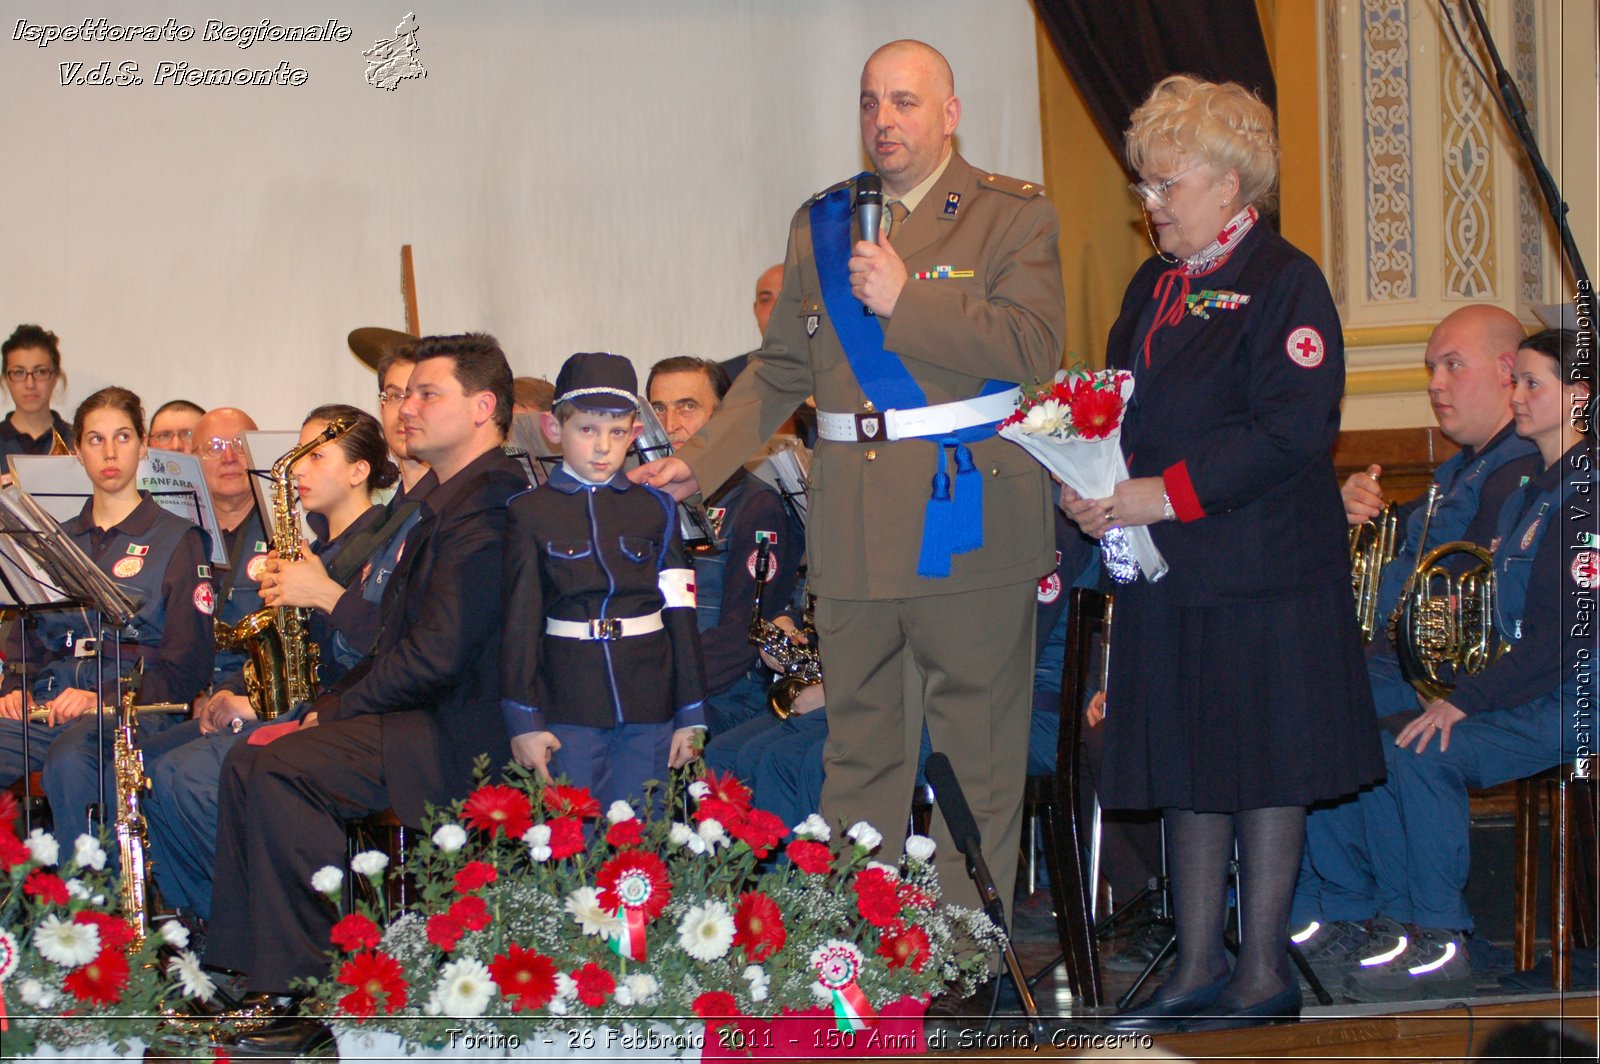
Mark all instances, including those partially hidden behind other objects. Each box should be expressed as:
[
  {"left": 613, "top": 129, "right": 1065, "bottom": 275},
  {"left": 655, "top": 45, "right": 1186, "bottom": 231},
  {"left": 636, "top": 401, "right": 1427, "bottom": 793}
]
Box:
[{"left": 997, "top": 368, "right": 1167, "bottom": 583}]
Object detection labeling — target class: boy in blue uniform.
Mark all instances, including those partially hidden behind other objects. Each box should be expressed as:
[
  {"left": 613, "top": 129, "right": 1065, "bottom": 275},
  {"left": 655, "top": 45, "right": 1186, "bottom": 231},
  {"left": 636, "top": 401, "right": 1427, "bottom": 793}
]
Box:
[{"left": 500, "top": 353, "right": 707, "bottom": 805}]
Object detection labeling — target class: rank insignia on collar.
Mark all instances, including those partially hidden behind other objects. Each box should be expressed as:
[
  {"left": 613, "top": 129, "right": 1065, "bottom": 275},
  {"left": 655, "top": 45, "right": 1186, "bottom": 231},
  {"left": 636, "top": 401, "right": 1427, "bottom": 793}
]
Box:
[
  {"left": 1184, "top": 289, "right": 1251, "bottom": 319},
  {"left": 912, "top": 265, "right": 975, "bottom": 280},
  {"left": 944, "top": 192, "right": 961, "bottom": 215},
  {"left": 806, "top": 314, "right": 820, "bottom": 337}
]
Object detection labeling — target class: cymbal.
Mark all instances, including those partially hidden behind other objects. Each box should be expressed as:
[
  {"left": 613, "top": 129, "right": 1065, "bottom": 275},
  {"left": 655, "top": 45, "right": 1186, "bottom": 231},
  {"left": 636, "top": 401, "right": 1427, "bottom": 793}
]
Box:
[{"left": 347, "top": 327, "right": 419, "bottom": 370}]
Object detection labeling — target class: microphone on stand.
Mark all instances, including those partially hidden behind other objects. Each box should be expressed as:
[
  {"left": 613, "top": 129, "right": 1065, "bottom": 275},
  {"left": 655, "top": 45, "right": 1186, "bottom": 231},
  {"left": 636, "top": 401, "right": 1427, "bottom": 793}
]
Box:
[
  {"left": 854, "top": 175, "right": 883, "bottom": 316},
  {"left": 924, "top": 753, "right": 1049, "bottom": 1043}
]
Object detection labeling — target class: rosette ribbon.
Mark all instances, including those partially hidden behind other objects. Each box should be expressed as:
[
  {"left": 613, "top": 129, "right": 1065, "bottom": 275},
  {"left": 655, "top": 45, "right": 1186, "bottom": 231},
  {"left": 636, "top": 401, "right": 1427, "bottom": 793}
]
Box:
[
  {"left": 812, "top": 941, "right": 877, "bottom": 1032},
  {"left": 606, "top": 871, "right": 655, "bottom": 961},
  {"left": 0, "top": 928, "right": 17, "bottom": 1031}
]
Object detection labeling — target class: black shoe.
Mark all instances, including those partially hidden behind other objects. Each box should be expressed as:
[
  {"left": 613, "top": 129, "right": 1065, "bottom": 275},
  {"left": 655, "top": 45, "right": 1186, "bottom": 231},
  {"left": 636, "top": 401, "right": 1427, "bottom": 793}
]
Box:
[
  {"left": 1181, "top": 983, "right": 1303, "bottom": 1032},
  {"left": 227, "top": 1016, "right": 334, "bottom": 1057},
  {"left": 1105, "top": 972, "right": 1230, "bottom": 1032}
]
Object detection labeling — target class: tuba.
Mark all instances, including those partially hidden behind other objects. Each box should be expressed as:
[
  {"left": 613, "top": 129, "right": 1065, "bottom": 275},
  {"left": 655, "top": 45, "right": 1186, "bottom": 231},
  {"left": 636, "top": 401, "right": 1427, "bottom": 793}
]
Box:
[
  {"left": 1349, "top": 502, "right": 1400, "bottom": 643},
  {"left": 746, "top": 539, "right": 821, "bottom": 719},
  {"left": 214, "top": 418, "right": 354, "bottom": 718},
  {"left": 1390, "top": 485, "right": 1507, "bottom": 700}
]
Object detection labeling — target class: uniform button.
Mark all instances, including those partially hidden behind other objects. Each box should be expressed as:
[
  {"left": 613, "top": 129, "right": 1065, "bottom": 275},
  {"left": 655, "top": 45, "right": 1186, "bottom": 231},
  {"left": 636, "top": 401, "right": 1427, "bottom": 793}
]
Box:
[
  {"left": 991, "top": 468, "right": 999, "bottom": 476},
  {"left": 861, "top": 400, "right": 875, "bottom": 412},
  {"left": 865, "top": 449, "right": 878, "bottom": 462}
]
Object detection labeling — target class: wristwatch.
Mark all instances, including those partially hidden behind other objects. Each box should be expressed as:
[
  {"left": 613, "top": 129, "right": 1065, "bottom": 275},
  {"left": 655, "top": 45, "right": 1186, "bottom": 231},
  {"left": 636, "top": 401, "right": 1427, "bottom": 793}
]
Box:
[{"left": 1161, "top": 490, "right": 1177, "bottom": 522}]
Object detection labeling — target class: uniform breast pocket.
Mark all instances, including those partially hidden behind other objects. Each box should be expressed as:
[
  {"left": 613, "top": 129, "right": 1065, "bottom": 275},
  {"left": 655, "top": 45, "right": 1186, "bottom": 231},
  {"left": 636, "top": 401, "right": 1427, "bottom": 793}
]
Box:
[
  {"left": 547, "top": 541, "right": 593, "bottom": 561},
  {"left": 617, "top": 536, "right": 657, "bottom": 564}
]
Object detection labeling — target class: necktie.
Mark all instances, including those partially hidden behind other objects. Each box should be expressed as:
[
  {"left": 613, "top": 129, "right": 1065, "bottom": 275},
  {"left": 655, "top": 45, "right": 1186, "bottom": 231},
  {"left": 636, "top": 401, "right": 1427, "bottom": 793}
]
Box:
[{"left": 884, "top": 200, "right": 910, "bottom": 239}]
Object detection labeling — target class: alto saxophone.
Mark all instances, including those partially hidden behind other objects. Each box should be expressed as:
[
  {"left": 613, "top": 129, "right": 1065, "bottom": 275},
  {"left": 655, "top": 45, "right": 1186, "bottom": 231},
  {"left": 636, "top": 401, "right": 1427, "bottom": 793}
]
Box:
[
  {"left": 111, "top": 684, "right": 156, "bottom": 950},
  {"left": 214, "top": 418, "right": 354, "bottom": 718},
  {"left": 746, "top": 539, "right": 821, "bottom": 719}
]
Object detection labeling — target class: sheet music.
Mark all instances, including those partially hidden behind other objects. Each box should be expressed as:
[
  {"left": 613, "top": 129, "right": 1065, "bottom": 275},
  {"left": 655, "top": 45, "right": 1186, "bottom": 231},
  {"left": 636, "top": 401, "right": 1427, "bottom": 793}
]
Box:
[{"left": 0, "top": 485, "right": 137, "bottom": 623}]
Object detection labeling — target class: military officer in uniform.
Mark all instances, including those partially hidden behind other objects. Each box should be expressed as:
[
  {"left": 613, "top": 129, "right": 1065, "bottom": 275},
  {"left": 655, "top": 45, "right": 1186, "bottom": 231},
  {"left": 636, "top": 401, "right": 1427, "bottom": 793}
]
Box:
[{"left": 637, "top": 39, "right": 1064, "bottom": 936}]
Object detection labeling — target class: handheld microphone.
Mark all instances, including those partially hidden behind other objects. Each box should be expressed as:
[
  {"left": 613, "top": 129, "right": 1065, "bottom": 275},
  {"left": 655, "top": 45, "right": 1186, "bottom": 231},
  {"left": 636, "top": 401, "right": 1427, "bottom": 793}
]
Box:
[{"left": 855, "top": 173, "right": 884, "bottom": 245}]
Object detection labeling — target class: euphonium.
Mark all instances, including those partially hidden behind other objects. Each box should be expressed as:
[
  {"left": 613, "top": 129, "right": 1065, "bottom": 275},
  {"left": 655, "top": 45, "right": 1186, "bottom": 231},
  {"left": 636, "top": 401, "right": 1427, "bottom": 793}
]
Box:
[
  {"left": 746, "top": 539, "right": 821, "bottom": 719},
  {"left": 1349, "top": 502, "right": 1400, "bottom": 643},
  {"left": 214, "top": 417, "right": 354, "bottom": 718}
]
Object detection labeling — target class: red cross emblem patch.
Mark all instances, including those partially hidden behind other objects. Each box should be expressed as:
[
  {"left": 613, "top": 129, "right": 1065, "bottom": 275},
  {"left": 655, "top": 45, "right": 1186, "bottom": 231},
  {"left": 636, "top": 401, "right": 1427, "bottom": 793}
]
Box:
[
  {"left": 193, "top": 582, "right": 216, "bottom": 616},
  {"left": 1286, "top": 327, "right": 1325, "bottom": 368},
  {"left": 1573, "top": 550, "right": 1598, "bottom": 590}
]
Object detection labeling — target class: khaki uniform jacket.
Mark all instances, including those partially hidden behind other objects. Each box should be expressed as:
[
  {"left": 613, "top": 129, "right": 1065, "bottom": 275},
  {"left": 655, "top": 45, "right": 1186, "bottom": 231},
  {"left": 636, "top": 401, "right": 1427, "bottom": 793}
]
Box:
[{"left": 680, "top": 152, "right": 1065, "bottom": 600}]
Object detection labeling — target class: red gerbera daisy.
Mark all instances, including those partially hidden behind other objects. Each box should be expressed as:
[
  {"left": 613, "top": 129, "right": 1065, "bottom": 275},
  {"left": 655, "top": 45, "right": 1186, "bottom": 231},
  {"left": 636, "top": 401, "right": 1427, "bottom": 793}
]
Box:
[
  {"left": 72, "top": 910, "right": 136, "bottom": 950},
  {"left": 330, "top": 912, "right": 382, "bottom": 952},
  {"left": 785, "top": 839, "right": 833, "bottom": 875},
  {"left": 489, "top": 944, "right": 558, "bottom": 1012},
  {"left": 703, "top": 771, "right": 753, "bottom": 812},
  {"left": 462, "top": 784, "right": 533, "bottom": 838},
  {"left": 63, "top": 947, "right": 130, "bottom": 1006},
  {"left": 732, "top": 892, "right": 787, "bottom": 963},
  {"left": 1067, "top": 381, "right": 1122, "bottom": 440},
  {"left": 605, "top": 818, "right": 644, "bottom": 848},
  {"left": 572, "top": 961, "right": 615, "bottom": 1008},
  {"left": 595, "top": 851, "right": 672, "bottom": 921},
  {"left": 336, "top": 949, "right": 408, "bottom": 1017},
  {"left": 546, "top": 817, "right": 586, "bottom": 860},
  {"left": 542, "top": 784, "right": 601, "bottom": 820},
  {"left": 852, "top": 866, "right": 902, "bottom": 927},
  {"left": 453, "top": 860, "right": 498, "bottom": 894},
  {"left": 875, "top": 923, "right": 932, "bottom": 972},
  {"left": 23, "top": 869, "right": 69, "bottom": 907}
]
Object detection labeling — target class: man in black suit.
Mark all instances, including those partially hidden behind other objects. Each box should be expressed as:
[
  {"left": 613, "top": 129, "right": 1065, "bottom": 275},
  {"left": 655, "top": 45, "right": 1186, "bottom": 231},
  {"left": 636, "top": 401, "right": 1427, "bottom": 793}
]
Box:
[{"left": 204, "top": 334, "right": 525, "bottom": 1046}]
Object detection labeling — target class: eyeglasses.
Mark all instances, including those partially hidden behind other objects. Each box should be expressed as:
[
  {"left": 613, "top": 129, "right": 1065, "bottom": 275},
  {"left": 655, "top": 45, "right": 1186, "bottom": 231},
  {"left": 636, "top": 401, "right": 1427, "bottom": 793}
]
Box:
[
  {"left": 5, "top": 367, "right": 57, "bottom": 383},
  {"left": 1129, "top": 164, "right": 1202, "bottom": 210},
  {"left": 149, "top": 429, "right": 194, "bottom": 447},
  {"left": 198, "top": 435, "right": 248, "bottom": 461},
  {"left": 378, "top": 389, "right": 408, "bottom": 406}
]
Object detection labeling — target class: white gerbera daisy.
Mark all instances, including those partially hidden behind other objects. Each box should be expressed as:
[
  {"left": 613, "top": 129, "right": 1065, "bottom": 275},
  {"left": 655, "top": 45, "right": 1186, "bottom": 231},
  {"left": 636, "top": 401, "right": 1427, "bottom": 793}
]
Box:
[
  {"left": 565, "top": 887, "right": 623, "bottom": 938},
  {"left": 34, "top": 914, "right": 100, "bottom": 967},
  {"left": 431, "top": 823, "right": 468, "bottom": 853},
  {"left": 425, "top": 958, "right": 496, "bottom": 1017},
  {"left": 676, "top": 900, "right": 734, "bottom": 962},
  {"left": 1022, "top": 398, "right": 1067, "bottom": 436},
  {"left": 72, "top": 834, "right": 106, "bottom": 872},
  {"left": 166, "top": 950, "right": 217, "bottom": 1000}
]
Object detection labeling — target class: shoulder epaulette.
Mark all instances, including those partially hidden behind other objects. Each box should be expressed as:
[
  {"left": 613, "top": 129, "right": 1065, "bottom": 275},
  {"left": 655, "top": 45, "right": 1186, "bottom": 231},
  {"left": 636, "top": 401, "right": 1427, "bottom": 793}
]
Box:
[
  {"left": 805, "top": 175, "right": 857, "bottom": 205},
  {"left": 975, "top": 170, "right": 1045, "bottom": 199}
]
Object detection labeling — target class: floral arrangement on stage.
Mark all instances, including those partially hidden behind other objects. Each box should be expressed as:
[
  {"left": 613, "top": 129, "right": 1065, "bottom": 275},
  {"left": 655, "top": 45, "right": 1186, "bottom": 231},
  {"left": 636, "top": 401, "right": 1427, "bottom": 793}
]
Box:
[
  {"left": 300, "top": 766, "right": 1003, "bottom": 1055},
  {"left": 0, "top": 792, "right": 216, "bottom": 1058},
  {"left": 997, "top": 367, "right": 1168, "bottom": 583}
]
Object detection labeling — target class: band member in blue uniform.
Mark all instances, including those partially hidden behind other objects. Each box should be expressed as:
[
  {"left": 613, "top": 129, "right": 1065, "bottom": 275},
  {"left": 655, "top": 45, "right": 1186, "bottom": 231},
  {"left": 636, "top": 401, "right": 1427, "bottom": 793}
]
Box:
[
  {"left": 1060, "top": 76, "right": 1384, "bottom": 1031},
  {"left": 501, "top": 352, "right": 707, "bottom": 805},
  {"left": 193, "top": 407, "right": 272, "bottom": 697},
  {"left": 0, "top": 324, "right": 74, "bottom": 466},
  {"left": 1337, "top": 328, "right": 1593, "bottom": 1002},
  {"left": 646, "top": 356, "right": 802, "bottom": 737},
  {"left": 0, "top": 387, "right": 214, "bottom": 846}
]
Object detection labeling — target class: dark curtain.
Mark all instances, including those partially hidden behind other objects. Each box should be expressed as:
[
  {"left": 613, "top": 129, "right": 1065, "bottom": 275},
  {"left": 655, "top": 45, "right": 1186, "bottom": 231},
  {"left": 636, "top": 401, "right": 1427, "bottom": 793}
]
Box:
[{"left": 1033, "top": 0, "right": 1277, "bottom": 169}]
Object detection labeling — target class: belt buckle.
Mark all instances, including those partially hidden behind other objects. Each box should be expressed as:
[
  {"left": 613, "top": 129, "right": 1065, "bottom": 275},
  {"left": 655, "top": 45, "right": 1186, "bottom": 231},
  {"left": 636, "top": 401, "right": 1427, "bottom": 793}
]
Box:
[
  {"left": 855, "top": 412, "right": 887, "bottom": 442},
  {"left": 589, "top": 618, "right": 623, "bottom": 641}
]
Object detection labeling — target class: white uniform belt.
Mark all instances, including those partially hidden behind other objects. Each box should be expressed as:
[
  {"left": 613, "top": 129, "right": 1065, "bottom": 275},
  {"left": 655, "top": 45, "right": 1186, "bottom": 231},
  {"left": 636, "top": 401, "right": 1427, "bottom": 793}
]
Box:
[
  {"left": 546, "top": 612, "right": 664, "bottom": 641},
  {"left": 815, "top": 387, "right": 1020, "bottom": 443}
]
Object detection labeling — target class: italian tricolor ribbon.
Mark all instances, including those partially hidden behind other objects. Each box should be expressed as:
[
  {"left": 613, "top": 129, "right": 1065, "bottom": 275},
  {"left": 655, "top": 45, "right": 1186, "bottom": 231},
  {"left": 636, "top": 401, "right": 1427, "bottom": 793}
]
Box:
[
  {"left": 609, "top": 905, "right": 649, "bottom": 961},
  {"left": 811, "top": 941, "right": 877, "bottom": 1032}
]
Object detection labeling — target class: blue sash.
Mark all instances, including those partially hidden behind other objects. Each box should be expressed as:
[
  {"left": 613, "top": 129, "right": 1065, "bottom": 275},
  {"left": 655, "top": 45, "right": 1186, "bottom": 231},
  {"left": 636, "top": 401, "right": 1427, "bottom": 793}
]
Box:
[{"left": 810, "top": 178, "right": 1010, "bottom": 578}]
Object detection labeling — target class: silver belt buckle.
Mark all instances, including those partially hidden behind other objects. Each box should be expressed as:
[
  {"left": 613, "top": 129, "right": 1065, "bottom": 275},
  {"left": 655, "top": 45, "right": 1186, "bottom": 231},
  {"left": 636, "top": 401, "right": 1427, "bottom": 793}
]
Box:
[{"left": 589, "top": 618, "right": 622, "bottom": 641}]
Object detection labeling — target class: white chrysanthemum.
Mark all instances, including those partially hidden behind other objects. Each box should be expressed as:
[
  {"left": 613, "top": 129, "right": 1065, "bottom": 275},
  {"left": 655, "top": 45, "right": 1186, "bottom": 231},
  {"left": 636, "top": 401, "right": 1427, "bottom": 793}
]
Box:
[
  {"left": 606, "top": 799, "right": 638, "bottom": 824},
  {"left": 687, "top": 780, "right": 710, "bottom": 801},
  {"left": 34, "top": 913, "right": 100, "bottom": 967},
  {"left": 72, "top": 834, "right": 107, "bottom": 872},
  {"left": 425, "top": 958, "right": 496, "bottom": 1017},
  {"left": 697, "top": 819, "right": 727, "bottom": 850},
  {"left": 565, "top": 887, "right": 624, "bottom": 938},
  {"left": 904, "top": 835, "right": 937, "bottom": 862},
  {"left": 524, "top": 823, "right": 553, "bottom": 863},
  {"left": 1021, "top": 398, "right": 1067, "bottom": 436},
  {"left": 158, "top": 919, "right": 191, "bottom": 949},
  {"left": 676, "top": 900, "right": 734, "bottom": 962},
  {"left": 846, "top": 821, "right": 883, "bottom": 851},
  {"left": 310, "top": 865, "right": 344, "bottom": 895},
  {"left": 432, "top": 823, "right": 468, "bottom": 853},
  {"left": 793, "top": 814, "right": 830, "bottom": 842},
  {"left": 622, "top": 972, "right": 659, "bottom": 1006},
  {"left": 166, "top": 950, "right": 217, "bottom": 1000},
  {"left": 25, "top": 828, "right": 59, "bottom": 866},
  {"left": 742, "top": 964, "right": 770, "bottom": 1003},
  {"left": 19, "top": 977, "right": 58, "bottom": 1008},
  {"left": 350, "top": 850, "right": 389, "bottom": 877}
]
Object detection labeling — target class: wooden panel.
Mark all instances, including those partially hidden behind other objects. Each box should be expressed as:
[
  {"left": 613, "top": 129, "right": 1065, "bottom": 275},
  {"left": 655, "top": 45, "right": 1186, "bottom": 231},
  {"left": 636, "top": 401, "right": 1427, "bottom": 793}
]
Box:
[{"left": 1334, "top": 427, "right": 1460, "bottom": 506}]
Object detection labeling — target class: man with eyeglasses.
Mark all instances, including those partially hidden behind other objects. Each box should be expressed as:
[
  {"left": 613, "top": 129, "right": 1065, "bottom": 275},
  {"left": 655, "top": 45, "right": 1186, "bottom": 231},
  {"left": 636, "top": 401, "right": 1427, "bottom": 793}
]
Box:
[{"left": 148, "top": 399, "right": 205, "bottom": 454}]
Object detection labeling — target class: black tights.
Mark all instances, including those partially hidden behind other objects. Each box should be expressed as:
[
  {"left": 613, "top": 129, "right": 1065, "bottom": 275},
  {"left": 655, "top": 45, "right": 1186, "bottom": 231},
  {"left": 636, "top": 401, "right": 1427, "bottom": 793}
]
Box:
[{"left": 1158, "top": 805, "right": 1305, "bottom": 1007}]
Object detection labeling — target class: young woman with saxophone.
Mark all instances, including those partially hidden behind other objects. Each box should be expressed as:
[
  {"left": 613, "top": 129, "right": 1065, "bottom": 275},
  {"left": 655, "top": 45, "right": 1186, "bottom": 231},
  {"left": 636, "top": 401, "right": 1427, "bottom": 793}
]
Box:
[{"left": 0, "top": 386, "right": 215, "bottom": 848}]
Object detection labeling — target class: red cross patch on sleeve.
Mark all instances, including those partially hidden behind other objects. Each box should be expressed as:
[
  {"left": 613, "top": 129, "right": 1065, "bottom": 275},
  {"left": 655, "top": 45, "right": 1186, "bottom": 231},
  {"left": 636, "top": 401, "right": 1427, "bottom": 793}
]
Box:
[{"left": 1286, "top": 326, "right": 1326, "bottom": 368}]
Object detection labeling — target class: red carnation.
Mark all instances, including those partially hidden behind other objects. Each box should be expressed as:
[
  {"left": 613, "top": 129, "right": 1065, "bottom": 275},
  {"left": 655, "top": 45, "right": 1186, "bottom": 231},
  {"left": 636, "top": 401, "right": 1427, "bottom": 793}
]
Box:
[
  {"left": 694, "top": 990, "right": 741, "bottom": 1032},
  {"left": 694, "top": 797, "right": 744, "bottom": 829},
  {"left": 852, "top": 866, "right": 903, "bottom": 927},
  {"left": 462, "top": 784, "right": 533, "bottom": 838},
  {"left": 572, "top": 961, "right": 615, "bottom": 1008},
  {"left": 490, "top": 944, "right": 558, "bottom": 1012},
  {"left": 336, "top": 949, "right": 408, "bottom": 1018},
  {"left": 605, "top": 818, "right": 644, "bottom": 848},
  {"left": 876, "top": 923, "right": 932, "bottom": 972},
  {"left": 453, "top": 860, "right": 498, "bottom": 894},
  {"left": 786, "top": 839, "right": 833, "bottom": 875},
  {"left": 0, "top": 828, "right": 29, "bottom": 870},
  {"left": 24, "top": 869, "right": 69, "bottom": 907},
  {"left": 0, "top": 789, "right": 17, "bottom": 832},
  {"left": 426, "top": 912, "right": 464, "bottom": 952},
  {"left": 1067, "top": 380, "right": 1122, "bottom": 440},
  {"left": 547, "top": 817, "right": 586, "bottom": 860},
  {"left": 726, "top": 808, "right": 788, "bottom": 858},
  {"left": 73, "top": 910, "right": 137, "bottom": 950},
  {"left": 63, "top": 947, "right": 130, "bottom": 1006},
  {"left": 542, "top": 784, "right": 601, "bottom": 820},
  {"left": 595, "top": 851, "right": 672, "bottom": 921},
  {"left": 330, "top": 913, "right": 382, "bottom": 952},
  {"left": 733, "top": 892, "right": 787, "bottom": 962},
  {"left": 450, "top": 894, "right": 491, "bottom": 931}
]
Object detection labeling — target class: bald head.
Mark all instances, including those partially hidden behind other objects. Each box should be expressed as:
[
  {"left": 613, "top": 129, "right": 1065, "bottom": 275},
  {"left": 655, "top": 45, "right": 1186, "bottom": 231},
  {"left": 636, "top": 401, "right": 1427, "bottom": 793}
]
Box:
[
  {"left": 859, "top": 40, "right": 961, "bottom": 197},
  {"left": 1423, "top": 305, "right": 1525, "bottom": 448},
  {"left": 195, "top": 406, "right": 259, "bottom": 507},
  {"left": 753, "top": 263, "right": 784, "bottom": 338},
  {"left": 865, "top": 40, "right": 954, "bottom": 97}
]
